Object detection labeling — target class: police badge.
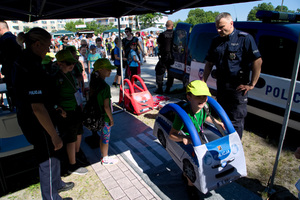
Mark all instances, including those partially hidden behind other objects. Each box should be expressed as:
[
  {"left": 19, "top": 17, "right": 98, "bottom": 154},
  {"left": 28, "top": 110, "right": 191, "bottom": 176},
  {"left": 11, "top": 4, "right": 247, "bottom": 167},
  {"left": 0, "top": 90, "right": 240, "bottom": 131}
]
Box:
[{"left": 229, "top": 52, "right": 236, "bottom": 60}]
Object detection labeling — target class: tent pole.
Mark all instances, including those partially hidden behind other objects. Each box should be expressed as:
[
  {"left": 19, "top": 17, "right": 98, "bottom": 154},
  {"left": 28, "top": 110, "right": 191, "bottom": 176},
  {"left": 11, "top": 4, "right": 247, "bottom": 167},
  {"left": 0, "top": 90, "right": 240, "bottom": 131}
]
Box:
[
  {"left": 118, "top": 17, "right": 125, "bottom": 111},
  {"left": 267, "top": 33, "right": 300, "bottom": 194}
]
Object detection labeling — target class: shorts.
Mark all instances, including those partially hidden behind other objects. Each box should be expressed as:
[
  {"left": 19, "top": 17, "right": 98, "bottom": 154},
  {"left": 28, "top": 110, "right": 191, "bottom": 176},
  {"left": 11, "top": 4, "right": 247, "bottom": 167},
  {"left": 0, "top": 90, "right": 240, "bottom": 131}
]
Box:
[
  {"left": 130, "top": 67, "right": 138, "bottom": 77},
  {"left": 57, "top": 107, "right": 83, "bottom": 143},
  {"left": 115, "top": 65, "right": 121, "bottom": 76},
  {"left": 97, "top": 122, "right": 111, "bottom": 144}
]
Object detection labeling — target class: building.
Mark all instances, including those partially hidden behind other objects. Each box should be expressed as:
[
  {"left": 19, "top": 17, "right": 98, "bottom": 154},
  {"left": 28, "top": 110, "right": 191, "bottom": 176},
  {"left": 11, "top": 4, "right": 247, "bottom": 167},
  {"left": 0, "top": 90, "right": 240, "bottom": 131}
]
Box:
[
  {"left": 6, "top": 19, "right": 67, "bottom": 34},
  {"left": 96, "top": 15, "right": 168, "bottom": 30},
  {"left": 5, "top": 15, "right": 168, "bottom": 34}
]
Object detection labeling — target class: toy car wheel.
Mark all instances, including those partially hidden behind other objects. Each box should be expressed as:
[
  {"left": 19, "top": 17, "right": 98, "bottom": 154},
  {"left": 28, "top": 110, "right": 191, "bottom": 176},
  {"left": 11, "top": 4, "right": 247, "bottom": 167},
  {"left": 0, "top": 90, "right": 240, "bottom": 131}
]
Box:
[
  {"left": 157, "top": 129, "right": 166, "bottom": 148},
  {"left": 183, "top": 159, "right": 196, "bottom": 183}
]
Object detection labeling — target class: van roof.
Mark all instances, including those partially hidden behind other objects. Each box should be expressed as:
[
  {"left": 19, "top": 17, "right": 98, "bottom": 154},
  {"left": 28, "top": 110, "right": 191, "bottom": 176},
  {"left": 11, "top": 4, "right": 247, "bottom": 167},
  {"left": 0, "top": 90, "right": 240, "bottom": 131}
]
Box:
[{"left": 192, "top": 21, "right": 300, "bottom": 43}]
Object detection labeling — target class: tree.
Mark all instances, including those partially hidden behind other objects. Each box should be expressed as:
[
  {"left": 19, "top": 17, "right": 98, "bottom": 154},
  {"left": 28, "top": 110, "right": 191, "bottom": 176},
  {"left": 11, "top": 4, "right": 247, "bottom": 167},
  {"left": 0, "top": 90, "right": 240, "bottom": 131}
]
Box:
[
  {"left": 185, "top": 8, "right": 219, "bottom": 26},
  {"left": 247, "top": 2, "right": 300, "bottom": 21},
  {"left": 173, "top": 19, "right": 184, "bottom": 28},
  {"left": 138, "top": 13, "right": 163, "bottom": 28},
  {"left": 247, "top": 2, "right": 274, "bottom": 21},
  {"left": 64, "top": 20, "right": 115, "bottom": 35}
]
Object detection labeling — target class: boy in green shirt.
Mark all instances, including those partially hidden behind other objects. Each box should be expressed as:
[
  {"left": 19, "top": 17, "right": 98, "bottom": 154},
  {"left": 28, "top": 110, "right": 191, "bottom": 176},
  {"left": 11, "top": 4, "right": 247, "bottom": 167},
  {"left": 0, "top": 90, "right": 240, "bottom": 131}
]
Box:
[{"left": 169, "top": 80, "right": 224, "bottom": 199}]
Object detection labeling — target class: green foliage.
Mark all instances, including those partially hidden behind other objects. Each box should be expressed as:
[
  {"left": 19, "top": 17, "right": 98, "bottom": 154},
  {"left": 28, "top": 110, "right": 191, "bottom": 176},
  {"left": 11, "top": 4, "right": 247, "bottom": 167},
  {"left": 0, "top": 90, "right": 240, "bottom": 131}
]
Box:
[
  {"left": 138, "top": 13, "right": 163, "bottom": 29},
  {"left": 173, "top": 19, "right": 183, "bottom": 28},
  {"left": 64, "top": 20, "right": 115, "bottom": 35},
  {"left": 185, "top": 8, "right": 219, "bottom": 26},
  {"left": 247, "top": 2, "right": 300, "bottom": 21},
  {"left": 23, "top": 26, "right": 31, "bottom": 33}
]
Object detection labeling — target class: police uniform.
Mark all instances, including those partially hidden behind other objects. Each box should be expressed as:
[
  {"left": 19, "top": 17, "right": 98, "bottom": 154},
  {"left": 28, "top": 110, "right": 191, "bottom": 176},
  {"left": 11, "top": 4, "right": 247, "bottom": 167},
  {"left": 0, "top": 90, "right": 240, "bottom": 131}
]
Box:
[
  {"left": 206, "top": 29, "right": 261, "bottom": 138},
  {"left": 155, "top": 29, "right": 174, "bottom": 93},
  {"left": 14, "top": 49, "right": 66, "bottom": 200}
]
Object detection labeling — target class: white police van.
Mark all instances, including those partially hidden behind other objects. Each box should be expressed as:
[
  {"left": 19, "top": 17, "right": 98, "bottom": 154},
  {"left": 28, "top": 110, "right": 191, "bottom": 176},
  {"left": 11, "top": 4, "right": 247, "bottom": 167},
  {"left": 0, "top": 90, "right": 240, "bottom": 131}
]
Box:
[{"left": 173, "top": 11, "right": 300, "bottom": 131}]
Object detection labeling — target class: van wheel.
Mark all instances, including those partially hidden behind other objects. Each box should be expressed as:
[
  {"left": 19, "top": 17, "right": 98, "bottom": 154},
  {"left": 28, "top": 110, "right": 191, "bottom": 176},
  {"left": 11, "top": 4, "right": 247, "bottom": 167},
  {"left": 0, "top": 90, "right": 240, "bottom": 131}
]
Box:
[
  {"left": 183, "top": 159, "right": 196, "bottom": 183},
  {"left": 157, "top": 129, "right": 166, "bottom": 148}
]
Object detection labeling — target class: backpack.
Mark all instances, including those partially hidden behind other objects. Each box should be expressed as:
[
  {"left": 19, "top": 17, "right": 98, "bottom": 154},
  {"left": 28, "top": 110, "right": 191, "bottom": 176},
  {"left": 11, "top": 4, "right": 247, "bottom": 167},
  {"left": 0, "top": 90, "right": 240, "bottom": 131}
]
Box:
[
  {"left": 110, "top": 48, "right": 115, "bottom": 61},
  {"left": 82, "top": 98, "right": 105, "bottom": 132},
  {"left": 82, "top": 78, "right": 105, "bottom": 131}
]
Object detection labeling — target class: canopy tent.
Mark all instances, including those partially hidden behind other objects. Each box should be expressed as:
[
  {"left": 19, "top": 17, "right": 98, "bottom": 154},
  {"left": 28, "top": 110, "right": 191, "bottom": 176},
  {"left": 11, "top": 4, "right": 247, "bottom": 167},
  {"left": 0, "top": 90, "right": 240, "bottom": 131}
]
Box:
[
  {"left": 3, "top": 0, "right": 299, "bottom": 197},
  {"left": 0, "top": 0, "right": 260, "bottom": 22},
  {"left": 51, "top": 30, "right": 75, "bottom": 38},
  {"left": 140, "top": 27, "right": 164, "bottom": 33},
  {"left": 103, "top": 28, "right": 124, "bottom": 33}
]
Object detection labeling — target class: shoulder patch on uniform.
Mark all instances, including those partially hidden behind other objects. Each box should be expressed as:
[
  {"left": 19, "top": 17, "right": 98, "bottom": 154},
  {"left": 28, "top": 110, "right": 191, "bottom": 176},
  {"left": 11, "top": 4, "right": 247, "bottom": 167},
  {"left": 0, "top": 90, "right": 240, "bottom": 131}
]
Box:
[{"left": 239, "top": 31, "right": 248, "bottom": 36}]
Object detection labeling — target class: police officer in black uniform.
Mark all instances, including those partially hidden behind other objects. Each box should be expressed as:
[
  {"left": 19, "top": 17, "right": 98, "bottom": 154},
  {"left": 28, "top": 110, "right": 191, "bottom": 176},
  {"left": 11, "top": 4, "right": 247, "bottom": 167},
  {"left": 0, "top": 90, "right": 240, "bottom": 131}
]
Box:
[
  {"left": 155, "top": 20, "right": 174, "bottom": 94},
  {"left": 14, "top": 27, "right": 74, "bottom": 200},
  {"left": 204, "top": 12, "right": 262, "bottom": 138},
  {"left": 0, "top": 20, "right": 22, "bottom": 110}
]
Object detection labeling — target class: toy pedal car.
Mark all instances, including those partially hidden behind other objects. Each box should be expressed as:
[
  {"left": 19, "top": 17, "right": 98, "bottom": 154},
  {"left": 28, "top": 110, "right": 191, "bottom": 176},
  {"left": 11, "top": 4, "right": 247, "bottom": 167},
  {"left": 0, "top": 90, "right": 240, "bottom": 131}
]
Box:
[
  {"left": 119, "top": 75, "right": 153, "bottom": 115},
  {"left": 153, "top": 96, "right": 247, "bottom": 194}
]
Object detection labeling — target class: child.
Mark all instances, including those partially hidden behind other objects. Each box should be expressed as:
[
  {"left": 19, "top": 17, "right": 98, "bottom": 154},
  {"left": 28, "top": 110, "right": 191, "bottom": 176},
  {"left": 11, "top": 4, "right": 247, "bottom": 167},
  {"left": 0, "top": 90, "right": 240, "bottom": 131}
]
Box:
[
  {"left": 55, "top": 50, "right": 88, "bottom": 175},
  {"left": 128, "top": 42, "right": 140, "bottom": 78},
  {"left": 168, "top": 80, "right": 225, "bottom": 199},
  {"left": 112, "top": 37, "right": 127, "bottom": 87},
  {"left": 87, "top": 45, "right": 101, "bottom": 78},
  {"left": 89, "top": 58, "right": 118, "bottom": 165},
  {"left": 95, "top": 37, "right": 106, "bottom": 58}
]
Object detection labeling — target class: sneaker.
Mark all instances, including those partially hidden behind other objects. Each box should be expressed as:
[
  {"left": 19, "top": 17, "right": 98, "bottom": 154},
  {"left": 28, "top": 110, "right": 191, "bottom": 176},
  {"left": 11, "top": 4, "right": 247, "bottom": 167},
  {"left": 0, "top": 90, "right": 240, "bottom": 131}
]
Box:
[
  {"left": 101, "top": 156, "right": 118, "bottom": 165},
  {"left": 68, "top": 164, "right": 88, "bottom": 175},
  {"left": 58, "top": 182, "right": 75, "bottom": 193}
]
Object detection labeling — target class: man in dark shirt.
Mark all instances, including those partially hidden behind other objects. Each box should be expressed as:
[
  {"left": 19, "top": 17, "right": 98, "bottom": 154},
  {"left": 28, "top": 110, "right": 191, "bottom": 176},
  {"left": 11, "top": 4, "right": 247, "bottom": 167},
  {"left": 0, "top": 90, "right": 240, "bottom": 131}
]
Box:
[
  {"left": 204, "top": 12, "right": 262, "bottom": 138},
  {"left": 155, "top": 20, "right": 174, "bottom": 94},
  {"left": 0, "top": 20, "right": 22, "bottom": 110}
]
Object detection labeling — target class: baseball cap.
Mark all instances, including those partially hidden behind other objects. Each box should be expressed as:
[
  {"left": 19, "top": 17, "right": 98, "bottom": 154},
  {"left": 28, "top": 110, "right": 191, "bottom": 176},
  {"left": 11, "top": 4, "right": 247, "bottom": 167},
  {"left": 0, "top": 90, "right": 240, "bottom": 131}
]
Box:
[
  {"left": 55, "top": 50, "right": 77, "bottom": 63},
  {"left": 42, "top": 52, "right": 55, "bottom": 65},
  {"left": 90, "top": 45, "right": 96, "bottom": 49},
  {"left": 186, "top": 80, "right": 211, "bottom": 96},
  {"left": 94, "top": 58, "right": 117, "bottom": 71}
]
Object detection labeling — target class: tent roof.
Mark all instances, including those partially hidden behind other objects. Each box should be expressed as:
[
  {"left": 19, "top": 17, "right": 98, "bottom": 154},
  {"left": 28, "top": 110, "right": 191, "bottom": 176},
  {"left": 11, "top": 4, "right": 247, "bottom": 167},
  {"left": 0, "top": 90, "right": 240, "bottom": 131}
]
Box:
[
  {"left": 0, "top": 0, "right": 261, "bottom": 22},
  {"left": 103, "top": 28, "right": 125, "bottom": 33},
  {"left": 141, "top": 27, "right": 164, "bottom": 33}
]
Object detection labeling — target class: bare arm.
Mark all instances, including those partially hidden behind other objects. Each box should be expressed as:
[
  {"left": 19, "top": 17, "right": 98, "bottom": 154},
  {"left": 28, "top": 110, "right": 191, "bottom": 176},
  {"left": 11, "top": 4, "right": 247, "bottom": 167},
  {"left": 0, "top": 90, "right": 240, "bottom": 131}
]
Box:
[
  {"left": 31, "top": 103, "right": 63, "bottom": 151},
  {"left": 103, "top": 98, "right": 114, "bottom": 126},
  {"left": 237, "top": 57, "right": 262, "bottom": 94},
  {"left": 169, "top": 127, "right": 191, "bottom": 145},
  {"left": 204, "top": 61, "right": 214, "bottom": 82}
]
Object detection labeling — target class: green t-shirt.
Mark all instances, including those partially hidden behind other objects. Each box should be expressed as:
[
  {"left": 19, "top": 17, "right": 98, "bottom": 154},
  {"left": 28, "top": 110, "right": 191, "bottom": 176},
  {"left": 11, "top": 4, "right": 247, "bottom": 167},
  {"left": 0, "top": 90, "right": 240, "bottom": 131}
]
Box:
[
  {"left": 172, "top": 103, "right": 208, "bottom": 135},
  {"left": 56, "top": 71, "right": 78, "bottom": 111},
  {"left": 95, "top": 78, "right": 111, "bottom": 123}
]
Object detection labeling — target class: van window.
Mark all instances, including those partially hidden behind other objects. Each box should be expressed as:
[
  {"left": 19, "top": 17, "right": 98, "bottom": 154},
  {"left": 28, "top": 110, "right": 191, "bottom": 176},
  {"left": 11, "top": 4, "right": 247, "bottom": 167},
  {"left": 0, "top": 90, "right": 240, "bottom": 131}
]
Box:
[
  {"left": 258, "top": 35, "right": 299, "bottom": 81},
  {"left": 189, "top": 32, "right": 217, "bottom": 63}
]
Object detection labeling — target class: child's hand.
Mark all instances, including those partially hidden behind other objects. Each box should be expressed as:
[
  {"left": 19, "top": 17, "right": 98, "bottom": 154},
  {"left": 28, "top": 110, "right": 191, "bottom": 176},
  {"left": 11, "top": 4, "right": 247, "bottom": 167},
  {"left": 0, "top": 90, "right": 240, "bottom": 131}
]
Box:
[
  {"left": 109, "top": 120, "right": 114, "bottom": 127},
  {"left": 183, "top": 137, "right": 191, "bottom": 145}
]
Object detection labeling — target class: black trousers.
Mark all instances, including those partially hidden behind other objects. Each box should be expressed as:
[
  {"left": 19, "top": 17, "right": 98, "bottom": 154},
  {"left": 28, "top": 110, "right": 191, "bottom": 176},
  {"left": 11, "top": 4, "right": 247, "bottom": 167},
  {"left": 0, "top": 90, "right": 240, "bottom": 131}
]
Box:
[{"left": 155, "top": 60, "right": 174, "bottom": 90}]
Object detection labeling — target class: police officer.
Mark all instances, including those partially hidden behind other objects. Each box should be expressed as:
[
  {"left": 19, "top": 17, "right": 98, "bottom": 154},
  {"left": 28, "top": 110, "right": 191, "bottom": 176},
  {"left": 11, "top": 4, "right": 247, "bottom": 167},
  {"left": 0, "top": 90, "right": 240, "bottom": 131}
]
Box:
[
  {"left": 0, "top": 20, "right": 22, "bottom": 110},
  {"left": 155, "top": 20, "right": 174, "bottom": 94},
  {"left": 14, "top": 28, "right": 74, "bottom": 200},
  {"left": 204, "top": 12, "right": 262, "bottom": 138}
]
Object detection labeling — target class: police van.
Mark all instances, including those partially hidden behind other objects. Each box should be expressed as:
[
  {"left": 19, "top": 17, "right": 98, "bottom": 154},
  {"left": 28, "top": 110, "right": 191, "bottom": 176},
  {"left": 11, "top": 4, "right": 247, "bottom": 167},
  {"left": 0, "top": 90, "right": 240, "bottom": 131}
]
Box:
[{"left": 175, "top": 11, "right": 300, "bottom": 131}]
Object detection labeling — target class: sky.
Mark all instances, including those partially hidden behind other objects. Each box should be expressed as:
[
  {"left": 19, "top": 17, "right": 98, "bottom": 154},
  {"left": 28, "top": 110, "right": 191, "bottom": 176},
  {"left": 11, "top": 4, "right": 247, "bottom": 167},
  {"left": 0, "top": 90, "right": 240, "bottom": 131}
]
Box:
[{"left": 168, "top": 0, "right": 300, "bottom": 22}]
